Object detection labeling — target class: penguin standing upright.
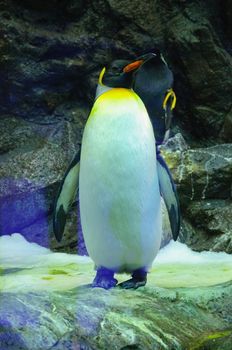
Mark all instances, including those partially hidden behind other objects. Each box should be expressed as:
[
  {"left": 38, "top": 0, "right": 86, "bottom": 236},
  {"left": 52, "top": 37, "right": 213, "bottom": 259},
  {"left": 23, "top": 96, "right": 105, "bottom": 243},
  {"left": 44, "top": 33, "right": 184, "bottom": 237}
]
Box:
[
  {"left": 133, "top": 50, "right": 176, "bottom": 145},
  {"left": 53, "top": 54, "right": 180, "bottom": 289},
  {"left": 132, "top": 51, "right": 180, "bottom": 242}
]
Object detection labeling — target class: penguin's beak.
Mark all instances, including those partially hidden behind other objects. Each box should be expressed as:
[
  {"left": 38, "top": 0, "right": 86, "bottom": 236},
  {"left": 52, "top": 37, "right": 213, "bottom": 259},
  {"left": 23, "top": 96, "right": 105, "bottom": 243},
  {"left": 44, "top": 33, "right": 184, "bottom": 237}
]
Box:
[
  {"left": 123, "top": 60, "right": 144, "bottom": 73},
  {"left": 123, "top": 53, "right": 157, "bottom": 73}
]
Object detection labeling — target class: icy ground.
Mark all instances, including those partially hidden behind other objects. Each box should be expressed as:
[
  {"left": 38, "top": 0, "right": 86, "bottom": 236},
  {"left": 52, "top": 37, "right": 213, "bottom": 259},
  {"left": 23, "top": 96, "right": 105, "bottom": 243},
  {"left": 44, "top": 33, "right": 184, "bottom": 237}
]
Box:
[{"left": 0, "top": 233, "right": 232, "bottom": 291}]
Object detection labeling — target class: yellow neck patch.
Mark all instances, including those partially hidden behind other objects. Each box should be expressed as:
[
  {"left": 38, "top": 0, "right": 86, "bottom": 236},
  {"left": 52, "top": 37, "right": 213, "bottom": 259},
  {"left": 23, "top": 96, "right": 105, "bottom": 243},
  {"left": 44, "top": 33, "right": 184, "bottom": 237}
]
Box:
[
  {"left": 98, "top": 67, "right": 106, "bottom": 86},
  {"left": 163, "top": 89, "right": 176, "bottom": 110}
]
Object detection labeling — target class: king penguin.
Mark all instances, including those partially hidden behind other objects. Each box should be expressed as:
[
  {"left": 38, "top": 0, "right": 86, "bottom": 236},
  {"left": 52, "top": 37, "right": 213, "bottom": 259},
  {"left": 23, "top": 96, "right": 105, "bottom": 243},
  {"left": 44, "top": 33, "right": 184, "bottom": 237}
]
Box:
[
  {"left": 132, "top": 51, "right": 180, "bottom": 244},
  {"left": 53, "top": 55, "right": 180, "bottom": 289},
  {"left": 133, "top": 50, "right": 176, "bottom": 145}
]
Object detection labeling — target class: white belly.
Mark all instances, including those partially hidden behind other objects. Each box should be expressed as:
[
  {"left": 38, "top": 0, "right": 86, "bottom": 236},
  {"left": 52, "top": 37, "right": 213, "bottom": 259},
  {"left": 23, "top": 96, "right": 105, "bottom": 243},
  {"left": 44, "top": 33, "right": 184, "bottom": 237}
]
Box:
[{"left": 79, "top": 89, "right": 162, "bottom": 272}]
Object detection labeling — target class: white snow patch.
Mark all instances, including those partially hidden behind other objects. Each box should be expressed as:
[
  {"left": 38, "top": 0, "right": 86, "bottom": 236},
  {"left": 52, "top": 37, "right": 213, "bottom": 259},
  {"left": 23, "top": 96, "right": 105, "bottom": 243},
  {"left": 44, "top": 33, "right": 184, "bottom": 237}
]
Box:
[
  {"left": 0, "top": 233, "right": 232, "bottom": 269},
  {"left": 0, "top": 233, "right": 91, "bottom": 268},
  {"left": 155, "top": 240, "right": 232, "bottom": 265}
]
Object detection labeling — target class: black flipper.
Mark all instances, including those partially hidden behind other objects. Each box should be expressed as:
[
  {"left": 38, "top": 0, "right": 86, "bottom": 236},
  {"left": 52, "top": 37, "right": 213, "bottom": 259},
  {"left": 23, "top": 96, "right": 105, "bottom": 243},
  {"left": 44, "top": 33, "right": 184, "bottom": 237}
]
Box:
[
  {"left": 156, "top": 151, "right": 180, "bottom": 241},
  {"left": 53, "top": 148, "right": 81, "bottom": 242}
]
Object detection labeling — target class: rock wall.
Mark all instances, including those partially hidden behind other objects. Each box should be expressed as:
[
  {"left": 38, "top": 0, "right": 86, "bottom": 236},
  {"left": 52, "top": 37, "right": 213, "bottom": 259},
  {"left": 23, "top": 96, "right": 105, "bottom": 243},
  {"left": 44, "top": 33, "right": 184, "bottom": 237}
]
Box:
[
  {"left": 161, "top": 136, "right": 232, "bottom": 253},
  {"left": 1, "top": 0, "right": 231, "bottom": 141},
  {"left": 0, "top": 0, "right": 231, "bottom": 253}
]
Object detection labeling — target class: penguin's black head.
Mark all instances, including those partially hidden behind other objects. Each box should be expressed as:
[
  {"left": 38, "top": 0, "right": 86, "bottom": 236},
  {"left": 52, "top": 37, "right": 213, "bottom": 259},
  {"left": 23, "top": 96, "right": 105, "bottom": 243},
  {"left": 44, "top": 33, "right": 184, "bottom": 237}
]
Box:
[
  {"left": 99, "top": 59, "right": 144, "bottom": 88},
  {"left": 133, "top": 51, "right": 173, "bottom": 95}
]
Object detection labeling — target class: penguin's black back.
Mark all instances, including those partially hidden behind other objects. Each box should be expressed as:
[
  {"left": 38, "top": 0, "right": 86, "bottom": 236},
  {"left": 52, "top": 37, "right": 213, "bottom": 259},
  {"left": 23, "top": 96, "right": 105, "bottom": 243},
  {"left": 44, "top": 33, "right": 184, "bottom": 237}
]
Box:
[{"left": 133, "top": 55, "right": 173, "bottom": 144}]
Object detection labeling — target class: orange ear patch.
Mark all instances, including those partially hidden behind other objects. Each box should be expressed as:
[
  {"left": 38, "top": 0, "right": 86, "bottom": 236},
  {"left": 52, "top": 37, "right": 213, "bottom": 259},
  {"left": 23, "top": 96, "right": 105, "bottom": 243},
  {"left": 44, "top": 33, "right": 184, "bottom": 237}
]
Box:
[{"left": 123, "top": 60, "right": 144, "bottom": 73}]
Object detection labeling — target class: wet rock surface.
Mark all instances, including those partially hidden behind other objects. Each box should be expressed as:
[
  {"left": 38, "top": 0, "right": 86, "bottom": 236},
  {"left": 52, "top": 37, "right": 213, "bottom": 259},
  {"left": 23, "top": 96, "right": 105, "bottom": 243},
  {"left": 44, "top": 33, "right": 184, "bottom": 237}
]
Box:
[
  {"left": 1, "top": 283, "right": 232, "bottom": 350},
  {"left": 162, "top": 141, "right": 232, "bottom": 203},
  {"left": 161, "top": 135, "right": 232, "bottom": 253},
  {"left": 0, "top": 252, "right": 232, "bottom": 350},
  {"left": 0, "top": 114, "right": 82, "bottom": 248}
]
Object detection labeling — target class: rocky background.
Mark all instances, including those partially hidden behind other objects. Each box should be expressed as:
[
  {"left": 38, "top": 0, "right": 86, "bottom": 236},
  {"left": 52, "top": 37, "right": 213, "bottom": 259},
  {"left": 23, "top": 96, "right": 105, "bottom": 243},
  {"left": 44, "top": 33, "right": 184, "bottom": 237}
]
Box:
[{"left": 0, "top": 0, "right": 231, "bottom": 254}]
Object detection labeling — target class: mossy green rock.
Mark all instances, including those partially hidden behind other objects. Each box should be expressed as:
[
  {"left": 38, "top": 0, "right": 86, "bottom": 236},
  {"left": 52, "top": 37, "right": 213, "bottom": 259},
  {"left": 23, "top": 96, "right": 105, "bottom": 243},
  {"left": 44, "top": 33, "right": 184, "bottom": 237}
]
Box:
[
  {"left": 1, "top": 248, "right": 232, "bottom": 350},
  {"left": 1, "top": 282, "right": 232, "bottom": 350}
]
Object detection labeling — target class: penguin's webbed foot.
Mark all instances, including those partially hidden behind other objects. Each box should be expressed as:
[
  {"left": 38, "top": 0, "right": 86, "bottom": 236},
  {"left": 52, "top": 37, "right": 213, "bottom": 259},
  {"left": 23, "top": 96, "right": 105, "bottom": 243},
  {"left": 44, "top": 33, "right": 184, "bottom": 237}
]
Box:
[
  {"left": 92, "top": 267, "right": 118, "bottom": 289},
  {"left": 118, "top": 278, "right": 147, "bottom": 289},
  {"left": 118, "top": 270, "right": 147, "bottom": 290}
]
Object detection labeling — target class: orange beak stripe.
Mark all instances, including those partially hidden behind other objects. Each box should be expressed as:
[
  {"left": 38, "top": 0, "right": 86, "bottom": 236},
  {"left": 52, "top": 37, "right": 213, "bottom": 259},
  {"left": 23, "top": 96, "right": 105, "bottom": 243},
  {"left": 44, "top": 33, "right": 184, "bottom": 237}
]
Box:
[{"left": 123, "top": 60, "right": 144, "bottom": 73}]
